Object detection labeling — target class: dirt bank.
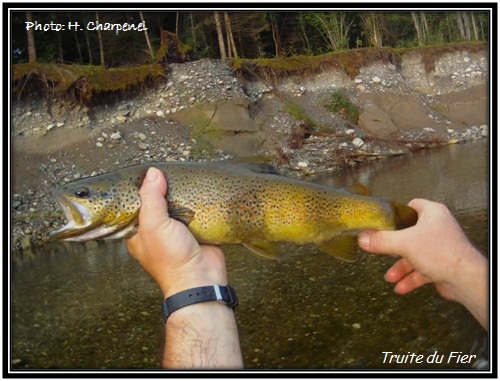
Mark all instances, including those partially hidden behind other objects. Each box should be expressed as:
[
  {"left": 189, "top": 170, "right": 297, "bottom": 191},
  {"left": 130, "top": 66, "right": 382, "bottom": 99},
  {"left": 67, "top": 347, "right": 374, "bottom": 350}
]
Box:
[{"left": 11, "top": 45, "right": 489, "bottom": 252}]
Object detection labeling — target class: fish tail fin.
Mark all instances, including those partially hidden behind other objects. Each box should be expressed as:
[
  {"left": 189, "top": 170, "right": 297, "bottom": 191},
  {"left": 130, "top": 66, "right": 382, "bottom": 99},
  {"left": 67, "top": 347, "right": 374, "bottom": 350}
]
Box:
[{"left": 390, "top": 201, "right": 418, "bottom": 229}]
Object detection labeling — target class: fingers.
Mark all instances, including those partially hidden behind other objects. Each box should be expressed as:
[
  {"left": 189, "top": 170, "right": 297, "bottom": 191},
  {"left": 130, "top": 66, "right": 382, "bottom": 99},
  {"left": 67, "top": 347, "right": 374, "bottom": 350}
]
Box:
[
  {"left": 384, "top": 258, "right": 430, "bottom": 294},
  {"left": 358, "top": 229, "right": 409, "bottom": 257},
  {"left": 385, "top": 258, "right": 414, "bottom": 282},
  {"left": 393, "top": 271, "right": 431, "bottom": 295},
  {"left": 137, "top": 167, "right": 169, "bottom": 230}
]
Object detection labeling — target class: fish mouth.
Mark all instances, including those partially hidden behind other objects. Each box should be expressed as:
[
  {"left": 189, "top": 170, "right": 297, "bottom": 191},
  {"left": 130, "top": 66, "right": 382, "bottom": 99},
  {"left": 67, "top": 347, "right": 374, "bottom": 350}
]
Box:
[{"left": 50, "top": 197, "right": 94, "bottom": 240}]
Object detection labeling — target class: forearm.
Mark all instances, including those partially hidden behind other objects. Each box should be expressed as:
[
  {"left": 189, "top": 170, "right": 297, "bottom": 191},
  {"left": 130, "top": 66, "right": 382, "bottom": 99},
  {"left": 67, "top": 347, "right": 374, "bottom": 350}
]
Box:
[
  {"left": 164, "top": 302, "right": 243, "bottom": 369},
  {"left": 452, "top": 249, "right": 489, "bottom": 330}
]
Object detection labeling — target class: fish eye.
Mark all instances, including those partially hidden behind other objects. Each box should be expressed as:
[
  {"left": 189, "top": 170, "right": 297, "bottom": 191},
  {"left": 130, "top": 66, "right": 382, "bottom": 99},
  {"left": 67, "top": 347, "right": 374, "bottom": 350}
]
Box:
[{"left": 74, "top": 186, "right": 90, "bottom": 198}]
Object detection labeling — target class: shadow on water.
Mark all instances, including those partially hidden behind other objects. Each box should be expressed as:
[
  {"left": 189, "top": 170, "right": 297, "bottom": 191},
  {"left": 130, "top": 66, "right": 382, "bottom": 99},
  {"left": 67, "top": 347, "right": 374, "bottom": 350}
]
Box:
[{"left": 11, "top": 141, "right": 489, "bottom": 370}]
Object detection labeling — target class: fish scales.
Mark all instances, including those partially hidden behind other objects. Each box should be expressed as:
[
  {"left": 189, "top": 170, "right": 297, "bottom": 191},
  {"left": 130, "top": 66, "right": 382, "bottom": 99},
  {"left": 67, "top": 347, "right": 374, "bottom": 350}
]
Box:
[{"left": 50, "top": 162, "right": 418, "bottom": 261}]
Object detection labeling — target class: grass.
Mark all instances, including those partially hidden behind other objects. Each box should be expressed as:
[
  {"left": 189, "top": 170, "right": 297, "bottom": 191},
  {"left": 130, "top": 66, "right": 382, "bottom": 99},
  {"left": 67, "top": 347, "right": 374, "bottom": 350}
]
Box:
[{"left": 323, "top": 89, "right": 359, "bottom": 125}]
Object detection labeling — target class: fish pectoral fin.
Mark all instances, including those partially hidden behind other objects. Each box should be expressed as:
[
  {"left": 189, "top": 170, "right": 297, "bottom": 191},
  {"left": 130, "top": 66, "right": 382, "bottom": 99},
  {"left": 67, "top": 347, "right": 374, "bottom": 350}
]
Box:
[
  {"left": 318, "top": 235, "right": 359, "bottom": 262},
  {"left": 168, "top": 205, "right": 195, "bottom": 226},
  {"left": 243, "top": 241, "right": 282, "bottom": 260}
]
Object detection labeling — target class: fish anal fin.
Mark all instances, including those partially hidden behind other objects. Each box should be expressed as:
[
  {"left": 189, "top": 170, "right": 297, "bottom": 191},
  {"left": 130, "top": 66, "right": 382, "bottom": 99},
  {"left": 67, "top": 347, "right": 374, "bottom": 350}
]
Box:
[
  {"left": 318, "top": 235, "right": 359, "bottom": 262},
  {"left": 168, "top": 204, "right": 195, "bottom": 226},
  {"left": 243, "top": 241, "right": 281, "bottom": 260}
]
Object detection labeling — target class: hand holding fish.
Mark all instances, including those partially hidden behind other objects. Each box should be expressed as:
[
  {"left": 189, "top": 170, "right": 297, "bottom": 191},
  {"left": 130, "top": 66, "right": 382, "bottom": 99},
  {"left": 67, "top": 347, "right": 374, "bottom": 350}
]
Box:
[
  {"left": 125, "top": 167, "right": 243, "bottom": 369},
  {"left": 125, "top": 167, "right": 228, "bottom": 298},
  {"left": 358, "top": 198, "right": 488, "bottom": 330}
]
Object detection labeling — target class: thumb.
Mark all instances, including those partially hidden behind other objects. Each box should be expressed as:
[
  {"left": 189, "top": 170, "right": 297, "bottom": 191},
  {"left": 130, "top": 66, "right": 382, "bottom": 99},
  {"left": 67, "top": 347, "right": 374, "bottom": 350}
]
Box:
[
  {"left": 138, "top": 167, "right": 169, "bottom": 228},
  {"left": 358, "top": 229, "right": 409, "bottom": 256}
]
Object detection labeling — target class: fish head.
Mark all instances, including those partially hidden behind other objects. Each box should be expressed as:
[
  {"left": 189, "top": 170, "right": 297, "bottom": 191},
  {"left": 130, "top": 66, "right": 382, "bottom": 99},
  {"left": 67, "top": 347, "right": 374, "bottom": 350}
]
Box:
[{"left": 50, "top": 171, "right": 142, "bottom": 241}]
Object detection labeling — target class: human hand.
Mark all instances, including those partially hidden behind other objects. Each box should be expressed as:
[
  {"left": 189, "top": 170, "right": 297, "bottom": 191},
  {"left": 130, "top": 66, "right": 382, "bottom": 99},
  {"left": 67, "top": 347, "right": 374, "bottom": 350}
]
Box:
[
  {"left": 358, "top": 198, "right": 488, "bottom": 329},
  {"left": 125, "top": 167, "right": 228, "bottom": 298}
]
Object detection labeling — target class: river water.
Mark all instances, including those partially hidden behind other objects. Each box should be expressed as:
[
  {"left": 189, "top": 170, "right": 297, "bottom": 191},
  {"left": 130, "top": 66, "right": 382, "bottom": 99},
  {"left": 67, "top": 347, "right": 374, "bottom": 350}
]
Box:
[{"left": 11, "top": 141, "right": 490, "bottom": 370}]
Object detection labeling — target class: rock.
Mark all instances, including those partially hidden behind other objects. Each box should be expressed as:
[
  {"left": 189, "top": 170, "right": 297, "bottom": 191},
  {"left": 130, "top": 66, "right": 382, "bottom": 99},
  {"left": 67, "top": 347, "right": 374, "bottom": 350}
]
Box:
[
  {"left": 423, "top": 127, "right": 435, "bottom": 133},
  {"left": 297, "top": 162, "right": 308, "bottom": 169},
  {"left": 115, "top": 115, "right": 127, "bottom": 122},
  {"left": 352, "top": 137, "right": 364, "bottom": 148},
  {"left": 96, "top": 142, "right": 103, "bottom": 147},
  {"left": 354, "top": 78, "right": 363, "bottom": 84},
  {"left": 138, "top": 142, "right": 148, "bottom": 150},
  {"left": 372, "top": 76, "right": 382, "bottom": 84},
  {"left": 46, "top": 124, "right": 55, "bottom": 131},
  {"left": 156, "top": 110, "right": 165, "bottom": 117},
  {"left": 137, "top": 133, "right": 147, "bottom": 140},
  {"left": 110, "top": 132, "right": 122, "bottom": 140},
  {"left": 345, "top": 129, "right": 356, "bottom": 135},
  {"left": 12, "top": 201, "right": 21, "bottom": 209}
]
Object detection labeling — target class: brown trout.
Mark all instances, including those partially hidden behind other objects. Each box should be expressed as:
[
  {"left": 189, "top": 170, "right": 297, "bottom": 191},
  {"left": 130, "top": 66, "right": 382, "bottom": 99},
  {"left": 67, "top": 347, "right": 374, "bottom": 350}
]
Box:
[{"left": 50, "top": 162, "right": 417, "bottom": 261}]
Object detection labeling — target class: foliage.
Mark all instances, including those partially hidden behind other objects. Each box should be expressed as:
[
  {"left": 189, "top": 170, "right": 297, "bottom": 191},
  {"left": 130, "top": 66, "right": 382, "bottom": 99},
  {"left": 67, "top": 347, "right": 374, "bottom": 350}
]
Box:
[
  {"left": 10, "top": 11, "right": 490, "bottom": 66},
  {"left": 324, "top": 90, "right": 359, "bottom": 124}
]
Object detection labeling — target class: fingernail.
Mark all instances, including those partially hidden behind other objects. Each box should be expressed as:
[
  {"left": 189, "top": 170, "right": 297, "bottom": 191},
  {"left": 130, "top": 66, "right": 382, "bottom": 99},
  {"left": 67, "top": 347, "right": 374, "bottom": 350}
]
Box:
[
  {"left": 358, "top": 232, "right": 371, "bottom": 247},
  {"left": 144, "top": 167, "right": 159, "bottom": 182}
]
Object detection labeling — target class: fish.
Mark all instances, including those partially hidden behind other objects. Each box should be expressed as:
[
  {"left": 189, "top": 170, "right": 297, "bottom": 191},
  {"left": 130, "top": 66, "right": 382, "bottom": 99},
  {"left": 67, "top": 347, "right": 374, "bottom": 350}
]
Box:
[{"left": 50, "top": 162, "right": 418, "bottom": 262}]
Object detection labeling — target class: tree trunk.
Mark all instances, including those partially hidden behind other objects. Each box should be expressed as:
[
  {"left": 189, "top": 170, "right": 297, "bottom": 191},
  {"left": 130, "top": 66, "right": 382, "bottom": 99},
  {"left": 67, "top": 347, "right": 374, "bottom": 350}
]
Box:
[
  {"left": 139, "top": 12, "right": 155, "bottom": 60},
  {"left": 57, "top": 31, "right": 64, "bottom": 62},
  {"left": 224, "top": 12, "right": 238, "bottom": 58},
  {"left": 72, "top": 28, "right": 83, "bottom": 63},
  {"left": 214, "top": 12, "right": 226, "bottom": 59},
  {"left": 96, "top": 12, "right": 105, "bottom": 66},
  {"left": 26, "top": 12, "right": 37, "bottom": 62},
  {"left": 471, "top": 12, "right": 479, "bottom": 40},
  {"left": 411, "top": 12, "right": 422, "bottom": 46},
  {"left": 269, "top": 12, "right": 282, "bottom": 57},
  {"left": 82, "top": 13, "right": 93, "bottom": 64}
]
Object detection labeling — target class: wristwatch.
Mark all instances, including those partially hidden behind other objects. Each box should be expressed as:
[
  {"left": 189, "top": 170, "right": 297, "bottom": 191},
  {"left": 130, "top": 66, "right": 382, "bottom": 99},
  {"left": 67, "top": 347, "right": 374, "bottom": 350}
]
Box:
[{"left": 162, "top": 285, "right": 239, "bottom": 323}]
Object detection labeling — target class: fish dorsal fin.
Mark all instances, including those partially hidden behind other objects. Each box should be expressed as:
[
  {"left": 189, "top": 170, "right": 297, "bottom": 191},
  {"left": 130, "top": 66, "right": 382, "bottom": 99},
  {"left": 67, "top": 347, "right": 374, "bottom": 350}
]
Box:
[
  {"left": 318, "top": 235, "right": 359, "bottom": 262},
  {"left": 243, "top": 241, "right": 282, "bottom": 260},
  {"left": 346, "top": 183, "right": 370, "bottom": 196},
  {"left": 168, "top": 204, "right": 195, "bottom": 226}
]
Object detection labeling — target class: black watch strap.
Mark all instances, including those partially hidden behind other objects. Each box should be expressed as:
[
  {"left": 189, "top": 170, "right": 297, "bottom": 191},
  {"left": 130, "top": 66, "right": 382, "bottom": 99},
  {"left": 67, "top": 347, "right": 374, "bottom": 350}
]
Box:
[{"left": 162, "top": 285, "right": 238, "bottom": 323}]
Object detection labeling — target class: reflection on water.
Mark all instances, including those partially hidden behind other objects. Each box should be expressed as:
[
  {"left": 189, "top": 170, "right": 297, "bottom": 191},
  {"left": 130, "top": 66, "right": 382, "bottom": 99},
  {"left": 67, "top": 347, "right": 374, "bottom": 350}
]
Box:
[{"left": 11, "top": 142, "right": 489, "bottom": 370}]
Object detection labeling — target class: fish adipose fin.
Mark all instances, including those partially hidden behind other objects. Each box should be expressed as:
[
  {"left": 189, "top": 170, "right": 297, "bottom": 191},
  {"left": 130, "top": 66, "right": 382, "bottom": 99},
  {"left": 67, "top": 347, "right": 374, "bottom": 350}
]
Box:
[
  {"left": 168, "top": 205, "right": 195, "bottom": 226},
  {"left": 244, "top": 241, "right": 282, "bottom": 260},
  {"left": 318, "top": 235, "right": 359, "bottom": 262},
  {"left": 346, "top": 183, "right": 370, "bottom": 196}
]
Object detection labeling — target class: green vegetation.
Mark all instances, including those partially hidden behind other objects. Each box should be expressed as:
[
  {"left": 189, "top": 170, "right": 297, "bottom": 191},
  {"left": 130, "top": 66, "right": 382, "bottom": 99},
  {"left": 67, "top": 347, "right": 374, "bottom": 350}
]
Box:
[
  {"left": 283, "top": 101, "right": 320, "bottom": 131},
  {"left": 12, "top": 11, "right": 489, "bottom": 65},
  {"left": 324, "top": 90, "right": 359, "bottom": 125},
  {"left": 13, "top": 62, "right": 165, "bottom": 104}
]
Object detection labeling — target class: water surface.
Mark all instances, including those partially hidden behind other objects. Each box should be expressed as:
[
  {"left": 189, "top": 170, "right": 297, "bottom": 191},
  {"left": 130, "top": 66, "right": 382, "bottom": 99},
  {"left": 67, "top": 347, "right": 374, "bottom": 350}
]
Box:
[{"left": 11, "top": 141, "right": 489, "bottom": 370}]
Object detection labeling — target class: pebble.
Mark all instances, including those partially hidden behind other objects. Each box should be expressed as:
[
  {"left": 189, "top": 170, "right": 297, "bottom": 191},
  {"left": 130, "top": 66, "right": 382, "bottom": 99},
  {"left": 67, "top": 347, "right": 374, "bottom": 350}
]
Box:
[
  {"left": 352, "top": 137, "right": 364, "bottom": 148},
  {"left": 115, "top": 115, "right": 127, "bottom": 122},
  {"left": 110, "top": 132, "right": 122, "bottom": 140},
  {"left": 372, "top": 76, "right": 382, "bottom": 84},
  {"left": 297, "top": 162, "right": 308, "bottom": 169},
  {"left": 156, "top": 111, "right": 165, "bottom": 117},
  {"left": 137, "top": 133, "right": 147, "bottom": 140}
]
